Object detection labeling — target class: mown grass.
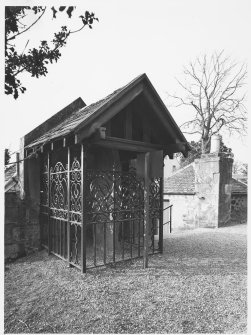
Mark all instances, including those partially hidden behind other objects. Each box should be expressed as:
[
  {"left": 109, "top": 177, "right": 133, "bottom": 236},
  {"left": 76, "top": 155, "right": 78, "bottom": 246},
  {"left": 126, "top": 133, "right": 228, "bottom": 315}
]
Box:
[{"left": 4, "top": 224, "right": 247, "bottom": 333}]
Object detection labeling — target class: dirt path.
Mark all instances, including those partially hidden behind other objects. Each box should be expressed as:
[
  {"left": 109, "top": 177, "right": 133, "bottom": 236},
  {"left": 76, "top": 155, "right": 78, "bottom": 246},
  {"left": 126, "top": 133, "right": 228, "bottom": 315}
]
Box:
[{"left": 4, "top": 224, "right": 247, "bottom": 333}]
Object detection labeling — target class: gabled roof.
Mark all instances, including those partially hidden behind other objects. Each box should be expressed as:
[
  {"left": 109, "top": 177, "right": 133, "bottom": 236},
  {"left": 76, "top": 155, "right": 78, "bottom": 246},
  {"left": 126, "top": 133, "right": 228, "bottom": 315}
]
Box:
[
  {"left": 24, "top": 73, "right": 190, "bottom": 156},
  {"left": 164, "top": 163, "right": 195, "bottom": 194},
  {"left": 164, "top": 163, "right": 247, "bottom": 195}
]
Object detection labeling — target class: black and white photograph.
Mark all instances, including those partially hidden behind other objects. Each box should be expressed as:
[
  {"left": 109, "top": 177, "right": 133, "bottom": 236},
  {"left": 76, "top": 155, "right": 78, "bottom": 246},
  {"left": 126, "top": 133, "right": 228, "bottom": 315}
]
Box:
[{"left": 2, "top": 0, "right": 249, "bottom": 333}]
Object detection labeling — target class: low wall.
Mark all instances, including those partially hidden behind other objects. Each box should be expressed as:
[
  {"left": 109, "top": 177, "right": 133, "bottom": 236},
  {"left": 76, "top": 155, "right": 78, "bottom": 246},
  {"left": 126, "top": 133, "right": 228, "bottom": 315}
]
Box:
[
  {"left": 164, "top": 194, "right": 197, "bottom": 233},
  {"left": 5, "top": 191, "right": 41, "bottom": 261}
]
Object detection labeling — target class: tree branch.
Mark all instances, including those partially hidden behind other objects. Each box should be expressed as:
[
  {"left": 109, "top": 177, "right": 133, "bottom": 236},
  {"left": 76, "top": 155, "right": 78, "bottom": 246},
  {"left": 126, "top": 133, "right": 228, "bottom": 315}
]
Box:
[{"left": 7, "top": 7, "right": 46, "bottom": 41}]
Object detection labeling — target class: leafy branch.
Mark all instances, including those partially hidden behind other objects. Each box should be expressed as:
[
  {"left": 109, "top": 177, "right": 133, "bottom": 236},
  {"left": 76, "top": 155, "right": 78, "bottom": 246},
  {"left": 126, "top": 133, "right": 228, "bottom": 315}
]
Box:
[{"left": 5, "top": 6, "right": 98, "bottom": 99}]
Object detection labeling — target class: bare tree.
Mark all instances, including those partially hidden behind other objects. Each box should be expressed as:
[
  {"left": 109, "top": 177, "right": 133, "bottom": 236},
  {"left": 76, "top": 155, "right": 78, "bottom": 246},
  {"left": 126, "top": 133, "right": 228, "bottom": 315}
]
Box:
[{"left": 171, "top": 51, "right": 247, "bottom": 153}]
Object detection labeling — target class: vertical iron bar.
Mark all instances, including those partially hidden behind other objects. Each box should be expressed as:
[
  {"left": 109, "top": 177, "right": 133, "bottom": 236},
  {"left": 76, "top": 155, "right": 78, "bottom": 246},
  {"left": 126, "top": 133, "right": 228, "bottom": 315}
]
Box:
[
  {"left": 63, "top": 220, "right": 65, "bottom": 258},
  {"left": 47, "top": 152, "right": 51, "bottom": 254},
  {"left": 58, "top": 220, "right": 60, "bottom": 254},
  {"left": 152, "top": 218, "right": 155, "bottom": 254},
  {"left": 112, "top": 169, "right": 116, "bottom": 263},
  {"left": 55, "top": 220, "right": 56, "bottom": 252},
  {"left": 113, "top": 216, "right": 116, "bottom": 263},
  {"left": 170, "top": 205, "right": 172, "bottom": 234},
  {"left": 130, "top": 216, "right": 133, "bottom": 259},
  {"left": 132, "top": 217, "right": 135, "bottom": 244},
  {"left": 159, "top": 175, "right": 164, "bottom": 253},
  {"left": 104, "top": 222, "right": 107, "bottom": 264},
  {"left": 55, "top": 220, "right": 57, "bottom": 253},
  {"left": 138, "top": 215, "right": 141, "bottom": 257},
  {"left": 81, "top": 144, "right": 87, "bottom": 273},
  {"left": 122, "top": 221, "right": 124, "bottom": 260},
  {"left": 93, "top": 221, "right": 96, "bottom": 266},
  {"left": 67, "top": 147, "right": 71, "bottom": 266},
  {"left": 143, "top": 152, "right": 150, "bottom": 269},
  {"left": 59, "top": 219, "right": 62, "bottom": 255}
]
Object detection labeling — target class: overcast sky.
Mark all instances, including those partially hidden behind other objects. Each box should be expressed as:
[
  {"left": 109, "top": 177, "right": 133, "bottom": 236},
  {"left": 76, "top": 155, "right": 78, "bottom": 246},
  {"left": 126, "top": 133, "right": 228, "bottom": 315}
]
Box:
[{"left": 2, "top": 0, "right": 250, "bottom": 163}]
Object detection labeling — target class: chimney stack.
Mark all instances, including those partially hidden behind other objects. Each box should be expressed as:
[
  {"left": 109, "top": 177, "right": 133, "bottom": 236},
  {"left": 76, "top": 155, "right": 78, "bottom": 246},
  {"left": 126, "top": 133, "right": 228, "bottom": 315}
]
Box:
[
  {"left": 210, "top": 134, "right": 221, "bottom": 154},
  {"left": 194, "top": 135, "right": 233, "bottom": 228}
]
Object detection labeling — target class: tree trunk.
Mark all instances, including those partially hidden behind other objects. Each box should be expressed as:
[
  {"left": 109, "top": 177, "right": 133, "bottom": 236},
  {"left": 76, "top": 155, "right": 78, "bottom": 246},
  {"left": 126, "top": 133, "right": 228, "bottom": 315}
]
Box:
[{"left": 201, "top": 137, "right": 210, "bottom": 154}]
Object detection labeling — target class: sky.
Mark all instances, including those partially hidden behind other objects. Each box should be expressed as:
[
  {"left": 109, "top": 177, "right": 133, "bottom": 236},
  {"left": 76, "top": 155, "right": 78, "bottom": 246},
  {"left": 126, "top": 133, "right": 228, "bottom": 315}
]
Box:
[{"left": 1, "top": 0, "right": 250, "bottom": 163}]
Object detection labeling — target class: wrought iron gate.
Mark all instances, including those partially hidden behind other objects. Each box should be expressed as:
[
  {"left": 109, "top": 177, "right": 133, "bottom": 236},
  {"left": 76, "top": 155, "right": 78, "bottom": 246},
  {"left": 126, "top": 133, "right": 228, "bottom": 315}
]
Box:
[{"left": 40, "top": 148, "right": 163, "bottom": 272}]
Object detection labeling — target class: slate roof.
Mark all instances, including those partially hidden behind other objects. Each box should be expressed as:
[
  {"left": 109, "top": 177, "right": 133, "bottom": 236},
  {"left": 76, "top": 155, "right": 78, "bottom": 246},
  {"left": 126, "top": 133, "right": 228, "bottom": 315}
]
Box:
[
  {"left": 164, "top": 163, "right": 195, "bottom": 194},
  {"left": 164, "top": 163, "right": 247, "bottom": 195},
  {"left": 25, "top": 74, "right": 144, "bottom": 148}
]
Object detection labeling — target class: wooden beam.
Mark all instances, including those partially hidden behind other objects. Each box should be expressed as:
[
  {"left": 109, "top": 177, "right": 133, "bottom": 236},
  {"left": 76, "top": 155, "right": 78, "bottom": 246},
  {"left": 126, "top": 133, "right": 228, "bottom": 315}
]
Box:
[
  {"left": 91, "top": 136, "right": 164, "bottom": 153},
  {"left": 90, "top": 136, "right": 188, "bottom": 155},
  {"left": 143, "top": 152, "right": 150, "bottom": 269}
]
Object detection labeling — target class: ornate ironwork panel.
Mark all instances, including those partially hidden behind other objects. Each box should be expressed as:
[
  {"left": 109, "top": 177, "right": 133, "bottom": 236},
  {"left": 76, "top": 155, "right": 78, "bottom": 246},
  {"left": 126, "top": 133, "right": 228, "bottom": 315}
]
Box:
[
  {"left": 50, "top": 162, "right": 68, "bottom": 220},
  {"left": 40, "top": 150, "right": 163, "bottom": 271},
  {"left": 70, "top": 158, "right": 82, "bottom": 224},
  {"left": 69, "top": 157, "right": 82, "bottom": 265}
]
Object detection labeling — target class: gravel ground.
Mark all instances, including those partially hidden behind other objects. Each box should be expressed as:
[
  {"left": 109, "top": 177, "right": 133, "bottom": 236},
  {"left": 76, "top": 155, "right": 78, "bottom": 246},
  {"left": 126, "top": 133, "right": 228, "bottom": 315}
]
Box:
[{"left": 4, "top": 224, "right": 247, "bottom": 333}]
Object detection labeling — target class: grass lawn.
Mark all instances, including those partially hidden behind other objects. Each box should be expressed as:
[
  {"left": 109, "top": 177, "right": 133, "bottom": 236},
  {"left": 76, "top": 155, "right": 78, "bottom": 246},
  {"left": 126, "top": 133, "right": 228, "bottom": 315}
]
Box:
[{"left": 4, "top": 224, "right": 247, "bottom": 333}]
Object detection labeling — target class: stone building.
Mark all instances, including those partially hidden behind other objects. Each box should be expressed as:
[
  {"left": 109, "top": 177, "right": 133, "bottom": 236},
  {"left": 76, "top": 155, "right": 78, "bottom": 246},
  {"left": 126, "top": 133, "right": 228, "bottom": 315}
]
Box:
[{"left": 163, "top": 139, "right": 247, "bottom": 234}]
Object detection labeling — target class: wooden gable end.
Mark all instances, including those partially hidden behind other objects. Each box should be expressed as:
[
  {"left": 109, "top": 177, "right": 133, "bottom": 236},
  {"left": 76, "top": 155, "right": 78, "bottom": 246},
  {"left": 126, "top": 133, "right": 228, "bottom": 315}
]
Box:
[
  {"left": 103, "top": 93, "right": 174, "bottom": 145},
  {"left": 86, "top": 91, "right": 188, "bottom": 157}
]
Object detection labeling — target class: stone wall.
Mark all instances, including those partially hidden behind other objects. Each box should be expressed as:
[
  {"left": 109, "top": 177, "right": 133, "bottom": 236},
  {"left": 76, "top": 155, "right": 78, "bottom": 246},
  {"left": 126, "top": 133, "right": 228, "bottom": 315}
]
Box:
[
  {"left": 5, "top": 191, "right": 41, "bottom": 261},
  {"left": 163, "top": 194, "right": 197, "bottom": 234},
  {"left": 5, "top": 153, "right": 41, "bottom": 262},
  {"left": 5, "top": 192, "right": 26, "bottom": 260},
  {"left": 194, "top": 154, "right": 220, "bottom": 228},
  {"left": 194, "top": 153, "right": 233, "bottom": 228},
  {"left": 231, "top": 194, "right": 247, "bottom": 223}
]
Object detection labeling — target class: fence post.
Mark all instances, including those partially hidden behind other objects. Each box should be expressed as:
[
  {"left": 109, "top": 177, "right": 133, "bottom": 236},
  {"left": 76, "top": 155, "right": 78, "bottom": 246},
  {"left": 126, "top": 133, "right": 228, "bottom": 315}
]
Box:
[
  {"left": 170, "top": 205, "right": 172, "bottom": 234},
  {"left": 143, "top": 152, "right": 150, "bottom": 269},
  {"left": 81, "top": 144, "right": 87, "bottom": 274}
]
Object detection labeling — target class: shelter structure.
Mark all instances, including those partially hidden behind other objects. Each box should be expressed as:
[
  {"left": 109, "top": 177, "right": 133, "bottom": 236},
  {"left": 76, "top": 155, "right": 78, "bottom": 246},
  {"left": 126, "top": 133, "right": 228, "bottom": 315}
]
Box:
[{"left": 19, "top": 74, "right": 189, "bottom": 272}]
